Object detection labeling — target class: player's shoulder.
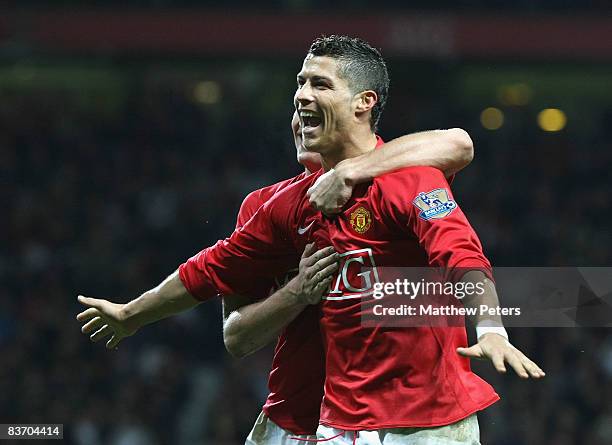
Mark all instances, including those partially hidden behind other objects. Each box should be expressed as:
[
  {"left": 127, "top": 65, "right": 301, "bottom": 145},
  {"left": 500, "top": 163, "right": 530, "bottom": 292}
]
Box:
[
  {"left": 375, "top": 166, "right": 446, "bottom": 186},
  {"left": 261, "top": 170, "right": 320, "bottom": 227},
  {"left": 252, "top": 172, "right": 308, "bottom": 204},
  {"left": 371, "top": 166, "right": 450, "bottom": 211},
  {"left": 237, "top": 172, "right": 308, "bottom": 228},
  {"left": 264, "top": 172, "right": 310, "bottom": 200},
  {"left": 265, "top": 170, "right": 318, "bottom": 206}
]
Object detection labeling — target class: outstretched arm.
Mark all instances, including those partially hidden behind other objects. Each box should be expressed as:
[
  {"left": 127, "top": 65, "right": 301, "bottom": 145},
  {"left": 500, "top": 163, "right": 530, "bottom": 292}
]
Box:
[
  {"left": 78, "top": 243, "right": 337, "bottom": 355},
  {"left": 456, "top": 270, "right": 545, "bottom": 379},
  {"left": 388, "top": 167, "right": 544, "bottom": 379},
  {"left": 77, "top": 270, "right": 199, "bottom": 349},
  {"left": 223, "top": 244, "right": 338, "bottom": 358},
  {"left": 307, "top": 128, "right": 473, "bottom": 215}
]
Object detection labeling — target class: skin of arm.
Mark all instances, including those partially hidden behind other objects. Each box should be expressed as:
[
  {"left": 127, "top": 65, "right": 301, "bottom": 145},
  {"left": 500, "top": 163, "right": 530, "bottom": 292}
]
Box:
[
  {"left": 222, "top": 290, "right": 307, "bottom": 358},
  {"left": 307, "top": 128, "right": 474, "bottom": 215},
  {"left": 458, "top": 270, "right": 505, "bottom": 330},
  {"left": 456, "top": 270, "right": 546, "bottom": 379},
  {"left": 223, "top": 244, "right": 338, "bottom": 358},
  {"left": 77, "top": 270, "right": 200, "bottom": 349},
  {"left": 78, "top": 245, "right": 337, "bottom": 352},
  {"left": 343, "top": 127, "right": 474, "bottom": 182},
  {"left": 121, "top": 270, "right": 199, "bottom": 330}
]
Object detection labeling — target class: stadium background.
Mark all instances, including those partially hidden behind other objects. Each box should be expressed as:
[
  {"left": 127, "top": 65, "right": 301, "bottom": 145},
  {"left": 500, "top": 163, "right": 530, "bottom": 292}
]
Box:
[{"left": 1, "top": 2, "right": 611, "bottom": 444}]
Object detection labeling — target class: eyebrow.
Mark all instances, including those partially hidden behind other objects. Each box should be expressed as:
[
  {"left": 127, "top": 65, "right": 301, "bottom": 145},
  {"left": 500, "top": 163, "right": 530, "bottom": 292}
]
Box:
[{"left": 297, "top": 75, "right": 333, "bottom": 83}]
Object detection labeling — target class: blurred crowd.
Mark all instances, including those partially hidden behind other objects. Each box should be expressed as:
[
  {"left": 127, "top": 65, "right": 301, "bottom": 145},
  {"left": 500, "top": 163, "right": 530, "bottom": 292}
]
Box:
[{"left": 0, "top": 60, "right": 611, "bottom": 445}]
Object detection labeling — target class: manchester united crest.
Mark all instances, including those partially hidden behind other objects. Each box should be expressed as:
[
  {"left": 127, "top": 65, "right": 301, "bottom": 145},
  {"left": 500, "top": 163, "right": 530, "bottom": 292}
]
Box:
[{"left": 350, "top": 206, "right": 372, "bottom": 234}]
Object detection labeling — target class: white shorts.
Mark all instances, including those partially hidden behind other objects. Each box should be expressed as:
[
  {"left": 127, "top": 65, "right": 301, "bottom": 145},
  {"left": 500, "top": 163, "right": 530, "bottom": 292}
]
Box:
[
  {"left": 315, "top": 414, "right": 480, "bottom": 445},
  {"left": 245, "top": 411, "right": 317, "bottom": 445}
]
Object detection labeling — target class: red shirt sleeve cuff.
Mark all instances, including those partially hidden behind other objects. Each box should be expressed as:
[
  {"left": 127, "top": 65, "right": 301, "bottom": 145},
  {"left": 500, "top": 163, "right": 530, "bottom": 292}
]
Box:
[
  {"left": 449, "top": 259, "right": 494, "bottom": 284},
  {"left": 178, "top": 260, "right": 220, "bottom": 302}
]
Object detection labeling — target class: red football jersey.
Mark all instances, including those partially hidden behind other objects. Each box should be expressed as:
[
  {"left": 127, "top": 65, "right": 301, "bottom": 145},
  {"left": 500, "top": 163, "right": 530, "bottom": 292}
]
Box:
[
  {"left": 185, "top": 172, "right": 325, "bottom": 435},
  {"left": 180, "top": 158, "right": 499, "bottom": 429}
]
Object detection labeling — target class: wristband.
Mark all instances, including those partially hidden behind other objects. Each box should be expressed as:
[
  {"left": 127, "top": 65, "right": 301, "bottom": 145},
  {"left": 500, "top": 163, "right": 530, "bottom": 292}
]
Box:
[{"left": 476, "top": 326, "right": 508, "bottom": 340}]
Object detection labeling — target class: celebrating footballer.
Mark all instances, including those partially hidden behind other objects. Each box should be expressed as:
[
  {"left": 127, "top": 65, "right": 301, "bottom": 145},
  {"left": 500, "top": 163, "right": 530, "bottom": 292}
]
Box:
[{"left": 78, "top": 35, "right": 544, "bottom": 445}]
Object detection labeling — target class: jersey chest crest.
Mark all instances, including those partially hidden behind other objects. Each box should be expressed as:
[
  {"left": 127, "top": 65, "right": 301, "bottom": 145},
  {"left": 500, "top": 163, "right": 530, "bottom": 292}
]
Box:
[{"left": 349, "top": 206, "right": 372, "bottom": 234}]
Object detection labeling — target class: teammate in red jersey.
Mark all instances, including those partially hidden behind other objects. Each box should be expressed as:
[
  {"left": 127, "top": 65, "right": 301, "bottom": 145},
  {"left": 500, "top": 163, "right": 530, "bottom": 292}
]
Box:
[
  {"left": 77, "top": 107, "right": 474, "bottom": 444},
  {"left": 178, "top": 36, "right": 545, "bottom": 444}
]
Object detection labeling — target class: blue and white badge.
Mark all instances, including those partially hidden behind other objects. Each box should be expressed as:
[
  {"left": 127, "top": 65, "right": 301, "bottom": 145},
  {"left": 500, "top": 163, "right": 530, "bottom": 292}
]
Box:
[{"left": 413, "top": 188, "right": 457, "bottom": 221}]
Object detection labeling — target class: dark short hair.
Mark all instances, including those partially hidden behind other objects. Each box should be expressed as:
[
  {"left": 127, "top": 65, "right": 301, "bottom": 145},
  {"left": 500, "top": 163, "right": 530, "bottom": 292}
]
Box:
[{"left": 308, "top": 35, "right": 389, "bottom": 131}]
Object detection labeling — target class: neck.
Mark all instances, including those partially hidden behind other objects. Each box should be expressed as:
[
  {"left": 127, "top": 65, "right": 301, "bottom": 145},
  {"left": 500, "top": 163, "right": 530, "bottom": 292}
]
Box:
[{"left": 320, "top": 131, "right": 377, "bottom": 171}]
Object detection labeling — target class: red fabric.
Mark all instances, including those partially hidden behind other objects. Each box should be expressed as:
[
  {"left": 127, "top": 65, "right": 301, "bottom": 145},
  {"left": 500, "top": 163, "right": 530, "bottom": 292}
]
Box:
[
  {"left": 180, "top": 145, "right": 498, "bottom": 429},
  {"left": 178, "top": 172, "right": 306, "bottom": 302},
  {"left": 181, "top": 172, "right": 324, "bottom": 435},
  {"left": 234, "top": 174, "right": 305, "bottom": 230},
  {"left": 315, "top": 166, "right": 498, "bottom": 429}
]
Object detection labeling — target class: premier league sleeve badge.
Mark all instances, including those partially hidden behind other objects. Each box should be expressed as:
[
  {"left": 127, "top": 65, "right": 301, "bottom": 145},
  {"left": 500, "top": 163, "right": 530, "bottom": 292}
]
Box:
[{"left": 413, "top": 189, "right": 457, "bottom": 221}]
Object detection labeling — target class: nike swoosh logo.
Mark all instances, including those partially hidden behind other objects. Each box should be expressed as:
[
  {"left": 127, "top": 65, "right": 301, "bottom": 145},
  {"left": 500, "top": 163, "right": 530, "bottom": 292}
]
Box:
[{"left": 297, "top": 221, "right": 315, "bottom": 235}]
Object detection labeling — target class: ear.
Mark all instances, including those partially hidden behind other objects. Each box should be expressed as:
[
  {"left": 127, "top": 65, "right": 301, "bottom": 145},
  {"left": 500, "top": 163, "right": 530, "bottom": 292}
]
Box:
[{"left": 354, "top": 90, "right": 378, "bottom": 115}]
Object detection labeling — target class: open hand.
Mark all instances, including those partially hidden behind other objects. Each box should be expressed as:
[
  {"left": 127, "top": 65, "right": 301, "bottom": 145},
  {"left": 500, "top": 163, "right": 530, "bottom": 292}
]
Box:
[
  {"left": 76, "top": 295, "right": 137, "bottom": 349},
  {"left": 290, "top": 243, "right": 339, "bottom": 305},
  {"left": 457, "top": 333, "right": 545, "bottom": 379}
]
